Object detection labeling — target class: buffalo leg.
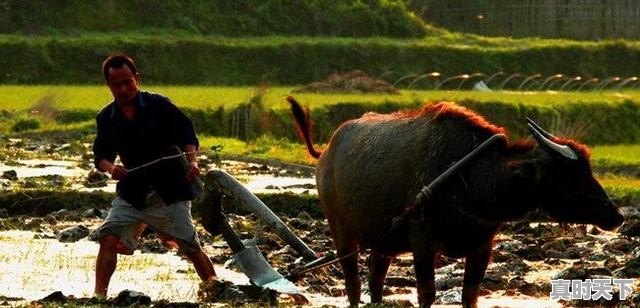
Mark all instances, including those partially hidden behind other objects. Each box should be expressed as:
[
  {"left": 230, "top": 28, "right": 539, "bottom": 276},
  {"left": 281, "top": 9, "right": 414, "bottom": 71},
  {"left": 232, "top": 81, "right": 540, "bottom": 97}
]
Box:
[
  {"left": 412, "top": 251, "right": 436, "bottom": 307},
  {"left": 461, "top": 242, "right": 492, "bottom": 308},
  {"left": 368, "top": 251, "right": 393, "bottom": 303},
  {"left": 323, "top": 194, "right": 361, "bottom": 306},
  {"left": 338, "top": 247, "right": 360, "bottom": 306},
  {"left": 409, "top": 223, "right": 436, "bottom": 307}
]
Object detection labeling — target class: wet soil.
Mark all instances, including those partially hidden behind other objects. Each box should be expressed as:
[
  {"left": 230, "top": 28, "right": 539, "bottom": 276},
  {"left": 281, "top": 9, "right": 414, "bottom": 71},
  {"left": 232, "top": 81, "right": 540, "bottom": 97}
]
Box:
[
  {"left": 2, "top": 208, "right": 640, "bottom": 308},
  {"left": 1, "top": 137, "right": 640, "bottom": 307}
]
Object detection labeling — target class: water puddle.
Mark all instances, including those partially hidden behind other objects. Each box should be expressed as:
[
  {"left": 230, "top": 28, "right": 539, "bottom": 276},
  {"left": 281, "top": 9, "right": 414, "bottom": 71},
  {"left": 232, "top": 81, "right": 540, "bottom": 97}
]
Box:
[
  {"left": 0, "top": 159, "right": 85, "bottom": 178},
  {"left": 0, "top": 159, "right": 317, "bottom": 194},
  {"left": 0, "top": 230, "right": 248, "bottom": 302}
]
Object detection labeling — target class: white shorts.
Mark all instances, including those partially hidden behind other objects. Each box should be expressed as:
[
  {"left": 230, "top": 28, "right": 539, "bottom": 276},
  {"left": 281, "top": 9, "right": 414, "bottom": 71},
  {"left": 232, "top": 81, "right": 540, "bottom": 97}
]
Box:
[{"left": 90, "top": 193, "right": 202, "bottom": 254}]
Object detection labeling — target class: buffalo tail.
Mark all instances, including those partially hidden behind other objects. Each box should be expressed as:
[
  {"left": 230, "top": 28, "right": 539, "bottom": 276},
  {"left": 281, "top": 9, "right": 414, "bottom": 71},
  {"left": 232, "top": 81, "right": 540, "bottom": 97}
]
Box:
[{"left": 286, "top": 96, "right": 322, "bottom": 159}]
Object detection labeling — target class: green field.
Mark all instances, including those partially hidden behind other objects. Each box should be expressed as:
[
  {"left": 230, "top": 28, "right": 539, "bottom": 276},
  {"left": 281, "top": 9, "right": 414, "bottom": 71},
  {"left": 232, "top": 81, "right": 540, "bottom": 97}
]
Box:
[
  {"left": 2, "top": 85, "right": 640, "bottom": 176},
  {"left": 2, "top": 85, "right": 640, "bottom": 111},
  {"left": 591, "top": 144, "right": 640, "bottom": 164}
]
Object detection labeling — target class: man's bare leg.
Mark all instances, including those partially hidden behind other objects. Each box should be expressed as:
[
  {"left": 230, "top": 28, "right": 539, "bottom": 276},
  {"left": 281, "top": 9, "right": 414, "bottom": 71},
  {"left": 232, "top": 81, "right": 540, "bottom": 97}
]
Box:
[
  {"left": 95, "top": 234, "right": 119, "bottom": 297},
  {"left": 186, "top": 250, "right": 216, "bottom": 281}
]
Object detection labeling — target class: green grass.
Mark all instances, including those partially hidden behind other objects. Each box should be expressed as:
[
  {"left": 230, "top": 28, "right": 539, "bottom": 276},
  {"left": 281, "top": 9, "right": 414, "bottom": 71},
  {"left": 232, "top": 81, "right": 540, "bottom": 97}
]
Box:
[
  {"left": 199, "top": 135, "right": 312, "bottom": 165},
  {"left": 591, "top": 144, "right": 640, "bottom": 164},
  {"left": 599, "top": 175, "right": 640, "bottom": 204},
  {"left": 2, "top": 85, "right": 640, "bottom": 112},
  {"left": 600, "top": 175, "right": 640, "bottom": 189},
  {"left": 0, "top": 85, "right": 267, "bottom": 111}
]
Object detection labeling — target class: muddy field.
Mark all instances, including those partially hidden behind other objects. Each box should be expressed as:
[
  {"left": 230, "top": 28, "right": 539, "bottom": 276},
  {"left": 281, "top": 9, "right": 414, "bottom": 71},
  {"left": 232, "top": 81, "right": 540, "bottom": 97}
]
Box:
[{"left": 1, "top": 137, "right": 640, "bottom": 308}]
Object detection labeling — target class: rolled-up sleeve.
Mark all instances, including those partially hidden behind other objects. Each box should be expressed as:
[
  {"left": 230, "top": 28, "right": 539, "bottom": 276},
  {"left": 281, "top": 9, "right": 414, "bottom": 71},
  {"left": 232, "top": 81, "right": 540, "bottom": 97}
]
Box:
[{"left": 93, "top": 111, "right": 117, "bottom": 169}]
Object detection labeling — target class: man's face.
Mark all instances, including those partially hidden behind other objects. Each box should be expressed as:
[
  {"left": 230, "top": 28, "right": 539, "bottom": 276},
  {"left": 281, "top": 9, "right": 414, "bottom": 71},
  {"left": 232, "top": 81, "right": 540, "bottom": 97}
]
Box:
[{"left": 106, "top": 65, "right": 139, "bottom": 106}]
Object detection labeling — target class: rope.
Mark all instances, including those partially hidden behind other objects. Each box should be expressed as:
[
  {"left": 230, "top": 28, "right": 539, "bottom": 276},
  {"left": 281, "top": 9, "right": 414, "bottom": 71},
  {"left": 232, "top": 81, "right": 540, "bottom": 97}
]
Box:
[
  {"left": 125, "top": 150, "right": 197, "bottom": 173},
  {"left": 287, "top": 250, "right": 359, "bottom": 278}
]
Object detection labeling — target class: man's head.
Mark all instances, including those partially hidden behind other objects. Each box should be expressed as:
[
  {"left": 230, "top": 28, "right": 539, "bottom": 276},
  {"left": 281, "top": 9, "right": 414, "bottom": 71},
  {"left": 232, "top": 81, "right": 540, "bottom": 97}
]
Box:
[{"left": 102, "top": 54, "right": 140, "bottom": 106}]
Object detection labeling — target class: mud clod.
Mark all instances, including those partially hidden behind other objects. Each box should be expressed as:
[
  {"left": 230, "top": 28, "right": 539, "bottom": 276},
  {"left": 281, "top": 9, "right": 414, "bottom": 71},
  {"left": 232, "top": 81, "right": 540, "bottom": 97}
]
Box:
[{"left": 293, "top": 70, "right": 399, "bottom": 94}]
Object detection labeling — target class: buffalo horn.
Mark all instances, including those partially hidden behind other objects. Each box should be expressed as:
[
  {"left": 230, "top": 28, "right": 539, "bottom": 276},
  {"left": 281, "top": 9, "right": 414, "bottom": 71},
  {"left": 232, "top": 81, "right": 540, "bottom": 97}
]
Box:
[
  {"left": 526, "top": 117, "right": 556, "bottom": 139},
  {"left": 527, "top": 123, "right": 578, "bottom": 160}
]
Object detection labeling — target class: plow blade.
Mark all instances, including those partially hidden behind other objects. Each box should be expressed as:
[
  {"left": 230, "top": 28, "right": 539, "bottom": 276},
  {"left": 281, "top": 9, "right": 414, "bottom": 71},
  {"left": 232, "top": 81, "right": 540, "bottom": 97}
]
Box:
[
  {"left": 217, "top": 215, "right": 300, "bottom": 294},
  {"left": 234, "top": 242, "right": 299, "bottom": 294}
]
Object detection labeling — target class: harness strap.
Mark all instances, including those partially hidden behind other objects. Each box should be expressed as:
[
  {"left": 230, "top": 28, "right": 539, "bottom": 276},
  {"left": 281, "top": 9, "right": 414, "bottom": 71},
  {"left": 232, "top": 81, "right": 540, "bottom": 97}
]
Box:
[{"left": 390, "top": 133, "right": 507, "bottom": 230}]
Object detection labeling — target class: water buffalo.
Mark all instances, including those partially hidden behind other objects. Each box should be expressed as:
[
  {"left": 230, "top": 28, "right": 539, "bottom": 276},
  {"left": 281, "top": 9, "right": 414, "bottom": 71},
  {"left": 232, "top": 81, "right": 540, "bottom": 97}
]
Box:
[{"left": 286, "top": 96, "right": 624, "bottom": 308}]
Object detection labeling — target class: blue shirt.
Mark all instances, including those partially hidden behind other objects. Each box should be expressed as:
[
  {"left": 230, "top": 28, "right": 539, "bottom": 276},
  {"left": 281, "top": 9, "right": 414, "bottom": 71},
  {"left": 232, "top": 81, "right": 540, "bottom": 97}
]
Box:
[{"left": 93, "top": 91, "right": 199, "bottom": 207}]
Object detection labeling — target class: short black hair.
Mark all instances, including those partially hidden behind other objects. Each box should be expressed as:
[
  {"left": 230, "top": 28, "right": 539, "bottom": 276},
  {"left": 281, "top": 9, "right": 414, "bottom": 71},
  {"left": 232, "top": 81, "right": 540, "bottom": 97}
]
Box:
[{"left": 102, "top": 54, "right": 138, "bottom": 82}]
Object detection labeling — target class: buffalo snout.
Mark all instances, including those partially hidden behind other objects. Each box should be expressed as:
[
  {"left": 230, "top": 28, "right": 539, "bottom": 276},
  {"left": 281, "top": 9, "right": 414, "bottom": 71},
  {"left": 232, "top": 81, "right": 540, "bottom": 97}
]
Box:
[{"left": 598, "top": 206, "right": 625, "bottom": 231}]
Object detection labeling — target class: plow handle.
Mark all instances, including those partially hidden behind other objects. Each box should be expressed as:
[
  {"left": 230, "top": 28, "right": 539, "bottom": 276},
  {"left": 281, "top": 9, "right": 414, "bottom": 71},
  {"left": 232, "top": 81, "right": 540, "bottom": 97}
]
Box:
[{"left": 216, "top": 216, "right": 246, "bottom": 253}]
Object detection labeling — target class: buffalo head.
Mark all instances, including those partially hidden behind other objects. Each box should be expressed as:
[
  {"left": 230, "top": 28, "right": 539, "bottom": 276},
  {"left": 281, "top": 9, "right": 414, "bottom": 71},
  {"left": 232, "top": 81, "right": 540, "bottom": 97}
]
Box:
[{"left": 526, "top": 118, "right": 624, "bottom": 231}]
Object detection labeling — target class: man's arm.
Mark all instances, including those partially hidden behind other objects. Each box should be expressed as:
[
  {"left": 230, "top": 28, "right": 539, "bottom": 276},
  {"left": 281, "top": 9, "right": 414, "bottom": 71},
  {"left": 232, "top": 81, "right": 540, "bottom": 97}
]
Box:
[
  {"left": 163, "top": 99, "right": 199, "bottom": 149},
  {"left": 98, "top": 159, "right": 116, "bottom": 174},
  {"left": 160, "top": 98, "right": 200, "bottom": 180},
  {"left": 98, "top": 158, "right": 127, "bottom": 180},
  {"left": 93, "top": 108, "right": 125, "bottom": 180},
  {"left": 183, "top": 144, "right": 200, "bottom": 181},
  {"left": 183, "top": 144, "right": 198, "bottom": 165}
]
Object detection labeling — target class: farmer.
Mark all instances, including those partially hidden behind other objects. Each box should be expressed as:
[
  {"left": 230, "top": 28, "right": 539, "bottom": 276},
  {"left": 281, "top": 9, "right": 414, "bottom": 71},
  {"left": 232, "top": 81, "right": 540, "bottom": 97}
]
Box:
[{"left": 90, "top": 53, "right": 221, "bottom": 297}]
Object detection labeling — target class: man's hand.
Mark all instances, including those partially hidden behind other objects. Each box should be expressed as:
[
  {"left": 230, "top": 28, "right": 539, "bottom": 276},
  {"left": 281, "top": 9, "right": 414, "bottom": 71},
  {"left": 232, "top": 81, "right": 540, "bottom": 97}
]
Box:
[
  {"left": 109, "top": 165, "right": 128, "bottom": 180},
  {"left": 186, "top": 162, "right": 201, "bottom": 182}
]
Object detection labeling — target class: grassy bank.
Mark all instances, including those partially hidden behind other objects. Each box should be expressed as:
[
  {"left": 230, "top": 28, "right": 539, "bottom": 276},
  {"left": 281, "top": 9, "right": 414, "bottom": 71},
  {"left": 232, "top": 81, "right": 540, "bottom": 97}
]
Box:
[
  {"left": 1, "top": 34, "right": 640, "bottom": 85},
  {"left": 2, "top": 85, "right": 640, "bottom": 145}
]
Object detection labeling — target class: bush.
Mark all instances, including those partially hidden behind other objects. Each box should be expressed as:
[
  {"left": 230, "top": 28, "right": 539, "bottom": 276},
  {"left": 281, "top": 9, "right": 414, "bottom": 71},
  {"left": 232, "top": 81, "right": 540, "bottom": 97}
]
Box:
[
  {"left": 0, "top": 0, "right": 427, "bottom": 37},
  {"left": 11, "top": 117, "right": 41, "bottom": 132},
  {"left": 56, "top": 109, "right": 96, "bottom": 124}
]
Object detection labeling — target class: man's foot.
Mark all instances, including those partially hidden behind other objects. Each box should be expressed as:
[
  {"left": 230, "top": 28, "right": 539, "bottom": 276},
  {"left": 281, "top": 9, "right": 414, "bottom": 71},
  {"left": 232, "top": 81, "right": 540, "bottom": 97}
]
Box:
[
  {"left": 93, "top": 293, "right": 107, "bottom": 300},
  {"left": 198, "top": 278, "right": 248, "bottom": 303},
  {"left": 114, "top": 290, "right": 151, "bottom": 306},
  {"left": 116, "top": 242, "right": 134, "bottom": 255}
]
